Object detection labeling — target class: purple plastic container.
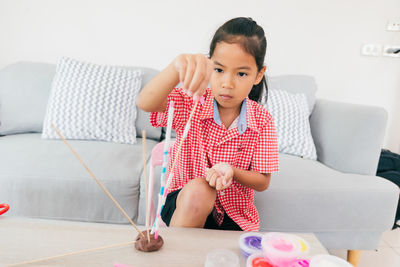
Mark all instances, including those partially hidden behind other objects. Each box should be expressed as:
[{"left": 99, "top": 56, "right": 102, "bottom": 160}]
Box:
[{"left": 239, "top": 233, "right": 264, "bottom": 258}]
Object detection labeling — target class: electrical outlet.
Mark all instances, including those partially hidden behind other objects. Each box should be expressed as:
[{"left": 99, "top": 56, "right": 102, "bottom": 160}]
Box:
[
  {"left": 383, "top": 45, "right": 400, "bottom": 57},
  {"left": 361, "top": 44, "right": 382, "bottom": 56},
  {"left": 387, "top": 20, "right": 400, "bottom": 31}
]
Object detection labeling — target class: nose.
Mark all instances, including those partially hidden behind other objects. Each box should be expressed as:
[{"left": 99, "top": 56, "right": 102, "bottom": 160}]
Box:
[{"left": 221, "top": 73, "right": 234, "bottom": 89}]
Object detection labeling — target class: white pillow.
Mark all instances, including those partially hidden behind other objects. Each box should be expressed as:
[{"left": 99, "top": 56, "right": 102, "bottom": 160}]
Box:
[
  {"left": 263, "top": 89, "right": 317, "bottom": 160},
  {"left": 42, "top": 57, "right": 142, "bottom": 144}
]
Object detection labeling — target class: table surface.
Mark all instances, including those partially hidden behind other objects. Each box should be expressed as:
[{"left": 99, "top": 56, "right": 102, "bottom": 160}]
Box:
[{"left": 1, "top": 216, "right": 328, "bottom": 267}]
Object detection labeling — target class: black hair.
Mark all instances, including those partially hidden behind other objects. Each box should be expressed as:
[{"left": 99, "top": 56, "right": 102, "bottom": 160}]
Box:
[{"left": 209, "top": 17, "right": 268, "bottom": 103}]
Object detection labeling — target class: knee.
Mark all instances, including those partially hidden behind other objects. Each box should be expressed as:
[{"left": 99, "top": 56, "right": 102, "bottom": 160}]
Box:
[{"left": 178, "top": 178, "right": 216, "bottom": 215}]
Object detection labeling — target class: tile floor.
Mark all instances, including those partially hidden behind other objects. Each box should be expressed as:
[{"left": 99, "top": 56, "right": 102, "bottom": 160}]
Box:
[{"left": 328, "top": 223, "right": 400, "bottom": 267}]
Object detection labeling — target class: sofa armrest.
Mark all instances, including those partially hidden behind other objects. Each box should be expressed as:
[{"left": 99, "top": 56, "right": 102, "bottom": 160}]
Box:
[{"left": 310, "top": 99, "right": 388, "bottom": 175}]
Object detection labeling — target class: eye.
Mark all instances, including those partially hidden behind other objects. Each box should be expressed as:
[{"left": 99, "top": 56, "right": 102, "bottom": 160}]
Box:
[
  {"left": 214, "top": 68, "right": 223, "bottom": 73},
  {"left": 238, "top": 72, "right": 248, "bottom": 77}
]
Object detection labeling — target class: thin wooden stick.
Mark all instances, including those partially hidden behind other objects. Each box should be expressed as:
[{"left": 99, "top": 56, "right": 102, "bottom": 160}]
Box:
[
  {"left": 51, "top": 124, "right": 145, "bottom": 239},
  {"left": 5, "top": 240, "right": 136, "bottom": 267},
  {"left": 142, "top": 130, "right": 150, "bottom": 243}
]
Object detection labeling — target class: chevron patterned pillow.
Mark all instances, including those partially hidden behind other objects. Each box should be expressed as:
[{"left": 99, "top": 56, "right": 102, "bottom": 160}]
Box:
[
  {"left": 264, "top": 89, "right": 317, "bottom": 160},
  {"left": 42, "top": 57, "right": 142, "bottom": 144}
]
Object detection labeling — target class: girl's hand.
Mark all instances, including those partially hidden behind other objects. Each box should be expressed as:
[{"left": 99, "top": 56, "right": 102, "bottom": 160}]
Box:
[
  {"left": 173, "top": 54, "right": 213, "bottom": 101},
  {"left": 205, "top": 163, "right": 234, "bottom": 191}
]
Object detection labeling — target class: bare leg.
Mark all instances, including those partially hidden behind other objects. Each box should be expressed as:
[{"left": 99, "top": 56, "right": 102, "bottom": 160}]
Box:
[{"left": 170, "top": 178, "right": 216, "bottom": 228}]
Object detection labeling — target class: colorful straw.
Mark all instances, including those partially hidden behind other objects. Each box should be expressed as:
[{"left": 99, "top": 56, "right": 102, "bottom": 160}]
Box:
[
  {"left": 151, "top": 100, "right": 200, "bottom": 238},
  {"left": 151, "top": 101, "right": 175, "bottom": 238}
]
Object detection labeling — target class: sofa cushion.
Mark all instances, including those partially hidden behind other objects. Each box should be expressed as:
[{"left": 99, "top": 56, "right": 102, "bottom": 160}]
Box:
[
  {"left": 42, "top": 57, "right": 142, "bottom": 145},
  {"left": 268, "top": 75, "right": 317, "bottom": 114},
  {"left": 0, "top": 133, "right": 158, "bottom": 223},
  {"left": 0, "top": 61, "right": 161, "bottom": 141},
  {"left": 0, "top": 62, "right": 55, "bottom": 135},
  {"left": 263, "top": 89, "right": 317, "bottom": 160},
  {"left": 255, "top": 154, "right": 399, "bottom": 233}
]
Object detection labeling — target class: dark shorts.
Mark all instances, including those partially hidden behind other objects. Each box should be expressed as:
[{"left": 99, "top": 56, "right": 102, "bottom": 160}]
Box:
[{"left": 161, "top": 188, "right": 242, "bottom": 231}]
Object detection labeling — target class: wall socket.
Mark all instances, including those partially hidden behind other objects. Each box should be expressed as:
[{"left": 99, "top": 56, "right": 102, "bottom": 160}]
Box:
[
  {"left": 361, "top": 44, "right": 382, "bottom": 56},
  {"left": 383, "top": 45, "right": 400, "bottom": 57},
  {"left": 387, "top": 20, "right": 400, "bottom": 31}
]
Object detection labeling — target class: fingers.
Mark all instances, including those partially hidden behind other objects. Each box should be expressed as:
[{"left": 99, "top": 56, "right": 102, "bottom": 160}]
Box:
[
  {"left": 206, "top": 165, "right": 234, "bottom": 191},
  {"left": 209, "top": 172, "right": 219, "bottom": 188},
  {"left": 218, "top": 174, "right": 230, "bottom": 190},
  {"left": 216, "top": 176, "right": 233, "bottom": 191},
  {"left": 174, "top": 55, "right": 187, "bottom": 84},
  {"left": 174, "top": 54, "right": 211, "bottom": 99},
  {"left": 216, "top": 178, "right": 223, "bottom": 191},
  {"left": 194, "top": 61, "right": 212, "bottom": 101},
  {"left": 206, "top": 168, "right": 220, "bottom": 188},
  {"left": 222, "top": 177, "right": 233, "bottom": 189},
  {"left": 187, "top": 55, "right": 207, "bottom": 96},
  {"left": 205, "top": 168, "right": 211, "bottom": 182},
  {"left": 183, "top": 56, "right": 196, "bottom": 92},
  {"left": 198, "top": 57, "right": 213, "bottom": 100}
]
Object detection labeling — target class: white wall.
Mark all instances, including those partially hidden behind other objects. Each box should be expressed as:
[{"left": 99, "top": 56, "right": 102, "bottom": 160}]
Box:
[{"left": 0, "top": 0, "right": 399, "bottom": 152}]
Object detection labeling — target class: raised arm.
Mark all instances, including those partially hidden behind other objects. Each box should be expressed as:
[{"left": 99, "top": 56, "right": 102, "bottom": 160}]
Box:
[
  {"left": 137, "top": 54, "right": 213, "bottom": 113},
  {"left": 136, "top": 63, "right": 179, "bottom": 113}
]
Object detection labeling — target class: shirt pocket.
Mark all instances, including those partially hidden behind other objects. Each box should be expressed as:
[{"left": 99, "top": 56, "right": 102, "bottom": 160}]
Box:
[{"left": 232, "top": 140, "right": 253, "bottom": 170}]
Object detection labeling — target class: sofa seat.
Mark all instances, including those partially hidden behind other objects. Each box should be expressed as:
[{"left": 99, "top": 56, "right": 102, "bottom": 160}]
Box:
[
  {"left": 144, "top": 152, "right": 398, "bottom": 249},
  {"left": 255, "top": 153, "right": 399, "bottom": 249},
  {"left": 0, "top": 133, "right": 157, "bottom": 224}
]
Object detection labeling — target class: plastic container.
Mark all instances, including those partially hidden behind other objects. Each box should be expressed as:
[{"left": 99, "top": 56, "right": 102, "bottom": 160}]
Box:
[
  {"left": 239, "top": 232, "right": 265, "bottom": 257},
  {"left": 246, "top": 253, "right": 275, "bottom": 267},
  {"left": 309, "top": 254, "right": 353, "bottom": 267},
  {"left": 261, "top": 232, "right": 302, "bottom": 266},
  {"left": 287, "top": 258, "right": 310, "bottom": 267},
  {"left": 295, "top": 236, "right": 310, "bottom": 255},
  {"left": 0, "top": 203, "right": 9, "bottom": 215},
  {"left": 204, "top": 249, "right": 240, "bottom": 267}
]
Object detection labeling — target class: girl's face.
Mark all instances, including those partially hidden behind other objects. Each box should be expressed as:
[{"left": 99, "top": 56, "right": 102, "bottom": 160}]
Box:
[{"left": 210, "top": 41, "right": 265, "bottom": 112}]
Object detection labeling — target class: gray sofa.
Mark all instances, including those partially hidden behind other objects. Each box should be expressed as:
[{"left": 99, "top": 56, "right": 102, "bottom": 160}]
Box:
[
  {"left": 0, "top": 62, "right": 161, "bottom": 224},
  {"left": 0, "top": 62, "right": 398, "bottom": 253}
]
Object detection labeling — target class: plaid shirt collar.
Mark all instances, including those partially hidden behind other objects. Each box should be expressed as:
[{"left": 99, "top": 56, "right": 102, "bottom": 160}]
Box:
[{"left": 199, "top": 90, "right": 260, "bottom": 133}]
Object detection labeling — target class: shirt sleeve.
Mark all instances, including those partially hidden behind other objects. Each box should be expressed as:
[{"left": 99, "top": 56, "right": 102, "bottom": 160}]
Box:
[
  {"left": 250, "top": 112, "right": 279, "bottom": 173},
  {"left": 150, "top": 87, "right": 190, "bottom": 132}
]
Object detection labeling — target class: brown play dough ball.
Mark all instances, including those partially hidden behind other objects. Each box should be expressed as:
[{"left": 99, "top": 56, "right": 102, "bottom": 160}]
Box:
[{"left": 135, "top": 230, "right": 164, "bottom": 252}]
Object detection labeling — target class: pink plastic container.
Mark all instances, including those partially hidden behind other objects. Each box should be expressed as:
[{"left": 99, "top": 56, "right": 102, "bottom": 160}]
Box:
[
  {"left": 287, "top": 258, "right": 310, "bottom": 267},
  {"left": 261, "top": 232, "right": 302, "bottom": 266}
]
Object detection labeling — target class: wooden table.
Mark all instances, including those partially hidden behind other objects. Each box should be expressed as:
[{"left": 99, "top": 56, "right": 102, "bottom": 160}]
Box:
[{"left": 0, "top": 216, "right": 328, "bottom": 267}]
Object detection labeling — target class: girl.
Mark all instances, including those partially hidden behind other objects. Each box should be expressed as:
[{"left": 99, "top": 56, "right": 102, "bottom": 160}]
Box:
[{"left": 137, "top": 17, "right": 279, "bottom": 231}]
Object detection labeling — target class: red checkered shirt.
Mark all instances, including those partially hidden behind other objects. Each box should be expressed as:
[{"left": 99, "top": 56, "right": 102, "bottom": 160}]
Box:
[{"left": 150, "top": 88, "right": 279, "bottom": 231}]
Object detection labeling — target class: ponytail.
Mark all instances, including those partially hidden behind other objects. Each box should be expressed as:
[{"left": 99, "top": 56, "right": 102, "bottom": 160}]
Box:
[{"left": 249, "top": 75, "right": 268, "bottom": 103}]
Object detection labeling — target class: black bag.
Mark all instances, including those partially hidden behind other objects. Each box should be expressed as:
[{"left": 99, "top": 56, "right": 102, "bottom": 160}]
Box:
[{"left": 376, "top": 149, "right": 400, "bottom": 229}]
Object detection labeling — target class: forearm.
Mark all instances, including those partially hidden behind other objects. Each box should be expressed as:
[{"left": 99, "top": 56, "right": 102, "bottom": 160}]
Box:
[
  {"left": 232, "top": 167, "right": 271, "bottom": 192},
  {"left": 137, "top": 63, "right": 179, "bottom": 112}
]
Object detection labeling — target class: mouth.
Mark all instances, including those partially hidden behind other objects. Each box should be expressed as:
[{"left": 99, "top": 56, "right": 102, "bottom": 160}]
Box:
[{"left": 219, "top": 94, "right": 233, "bottom": 100}]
